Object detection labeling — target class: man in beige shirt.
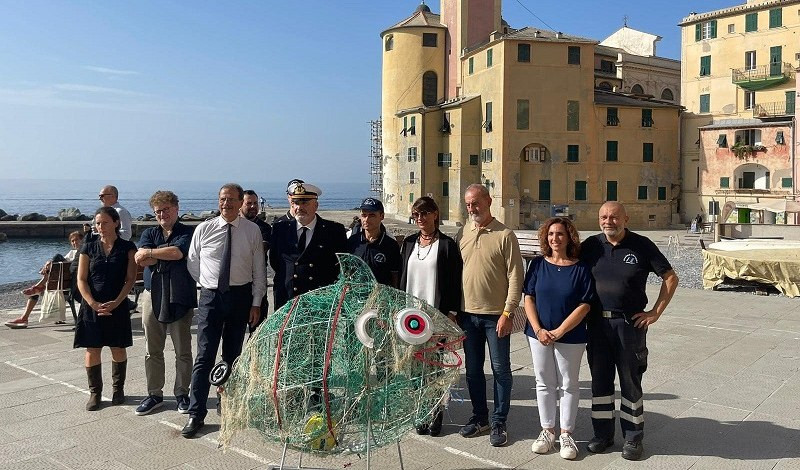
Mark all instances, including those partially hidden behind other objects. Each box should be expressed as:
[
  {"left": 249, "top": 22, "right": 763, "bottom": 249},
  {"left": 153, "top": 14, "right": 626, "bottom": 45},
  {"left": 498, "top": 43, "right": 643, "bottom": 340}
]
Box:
[{"left": 456, "top": 184, "right": 523, "bottom": 447}]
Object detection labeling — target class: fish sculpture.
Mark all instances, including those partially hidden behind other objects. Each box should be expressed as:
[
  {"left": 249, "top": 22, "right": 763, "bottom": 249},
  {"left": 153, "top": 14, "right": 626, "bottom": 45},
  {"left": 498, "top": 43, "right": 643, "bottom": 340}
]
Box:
[{"left": 218, "top": 253, "right": 465, "bottom": 454}]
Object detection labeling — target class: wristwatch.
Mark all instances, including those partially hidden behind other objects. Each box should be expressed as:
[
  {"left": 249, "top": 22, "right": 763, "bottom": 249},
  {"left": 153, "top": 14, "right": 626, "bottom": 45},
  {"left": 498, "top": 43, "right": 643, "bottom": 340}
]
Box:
[{"left": 502, "top": 310, "right": 514, "bottom": 319}]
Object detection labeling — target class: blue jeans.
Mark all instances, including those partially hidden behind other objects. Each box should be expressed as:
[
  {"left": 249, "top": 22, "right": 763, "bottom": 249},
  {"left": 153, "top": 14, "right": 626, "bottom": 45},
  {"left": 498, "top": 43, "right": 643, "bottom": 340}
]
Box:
[{"left": 459, "top": 312, "right": 513, "bottom": 425}]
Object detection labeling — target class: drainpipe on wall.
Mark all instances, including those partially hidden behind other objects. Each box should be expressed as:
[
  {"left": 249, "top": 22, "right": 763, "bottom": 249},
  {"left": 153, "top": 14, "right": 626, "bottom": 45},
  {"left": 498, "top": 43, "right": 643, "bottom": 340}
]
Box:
[{"left": 792, "top": 115, "right": 797, "bottom": 224}]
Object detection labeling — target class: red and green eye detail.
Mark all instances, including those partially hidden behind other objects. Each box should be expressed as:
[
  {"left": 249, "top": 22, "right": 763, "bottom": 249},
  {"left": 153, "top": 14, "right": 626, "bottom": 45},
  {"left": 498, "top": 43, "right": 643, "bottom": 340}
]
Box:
[{"left": 395, "top": 308, "right": 433, "bottom": 344}]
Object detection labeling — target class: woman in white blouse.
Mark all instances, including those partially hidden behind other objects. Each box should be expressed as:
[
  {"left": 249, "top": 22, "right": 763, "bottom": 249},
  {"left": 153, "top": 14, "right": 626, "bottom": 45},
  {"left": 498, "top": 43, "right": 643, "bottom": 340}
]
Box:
[{"left": 399, "top": 196, "right": 463, "bottom": 436}]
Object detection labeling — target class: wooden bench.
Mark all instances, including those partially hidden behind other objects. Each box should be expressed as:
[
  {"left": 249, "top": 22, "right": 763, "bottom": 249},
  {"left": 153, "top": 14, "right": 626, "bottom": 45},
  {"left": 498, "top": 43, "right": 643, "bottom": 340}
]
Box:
[
  {"left": 515, "top": 231, "right": 542, "bottom": 271},
  {"left": 44, "top": 261, "right": 78, "bottom": 323}
]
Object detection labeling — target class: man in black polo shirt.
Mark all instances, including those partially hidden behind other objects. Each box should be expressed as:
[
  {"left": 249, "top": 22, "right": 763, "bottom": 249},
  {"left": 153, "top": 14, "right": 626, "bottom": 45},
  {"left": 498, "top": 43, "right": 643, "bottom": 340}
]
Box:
[
  {"left": 580, "top": 202, "right": 678, "bottom": 461},
  {"left": 347, "top": 197, "right": 401, "bottom": 287}
]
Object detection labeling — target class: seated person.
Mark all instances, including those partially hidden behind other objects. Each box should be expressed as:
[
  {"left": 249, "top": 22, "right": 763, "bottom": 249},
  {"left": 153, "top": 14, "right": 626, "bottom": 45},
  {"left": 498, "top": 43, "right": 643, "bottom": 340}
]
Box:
[{"left": 5, "top": 231, "right": 83, "bottom": 329}]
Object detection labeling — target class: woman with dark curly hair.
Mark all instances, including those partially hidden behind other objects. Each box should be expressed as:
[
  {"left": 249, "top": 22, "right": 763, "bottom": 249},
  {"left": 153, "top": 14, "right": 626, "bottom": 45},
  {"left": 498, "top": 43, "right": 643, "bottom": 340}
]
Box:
[
  {"left": 523, "top": 217, "right": 594, "bottom": 460},
  {"left": 75, "top": 206, "right": 137, "bottom": 411}
]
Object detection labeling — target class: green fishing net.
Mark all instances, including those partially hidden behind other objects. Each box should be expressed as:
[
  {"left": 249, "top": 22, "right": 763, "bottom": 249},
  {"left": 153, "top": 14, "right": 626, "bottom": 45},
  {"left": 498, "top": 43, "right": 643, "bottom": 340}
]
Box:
[{"left": 219, "top": 254, "right": 464, "bottom": 454}]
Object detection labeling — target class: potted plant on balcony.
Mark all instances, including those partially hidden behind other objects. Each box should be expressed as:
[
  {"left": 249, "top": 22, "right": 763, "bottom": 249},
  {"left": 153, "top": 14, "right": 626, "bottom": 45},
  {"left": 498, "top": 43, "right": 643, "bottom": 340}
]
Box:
[{"left": 731, "top": 141, "right": 767, "bottom": 160}]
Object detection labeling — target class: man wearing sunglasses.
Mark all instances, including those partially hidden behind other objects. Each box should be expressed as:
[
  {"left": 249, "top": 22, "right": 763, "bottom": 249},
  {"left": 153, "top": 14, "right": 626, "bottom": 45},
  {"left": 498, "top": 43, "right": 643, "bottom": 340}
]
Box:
[{"left": 98, "top": 185, "right": 133, "bottom": 241}]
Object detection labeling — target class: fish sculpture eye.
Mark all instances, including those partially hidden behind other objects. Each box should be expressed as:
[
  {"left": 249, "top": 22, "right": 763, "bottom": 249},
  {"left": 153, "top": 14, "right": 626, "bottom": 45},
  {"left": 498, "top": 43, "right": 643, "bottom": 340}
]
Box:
[{"left": 394, "top": 308, "right": 433, "bottom": 344}]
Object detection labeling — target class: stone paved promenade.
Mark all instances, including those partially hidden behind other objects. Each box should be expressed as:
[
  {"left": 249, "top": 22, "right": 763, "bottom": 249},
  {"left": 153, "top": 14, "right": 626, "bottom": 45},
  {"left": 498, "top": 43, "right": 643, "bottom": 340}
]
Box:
[{"left": 1, "top": 284, "right": 799, "bottom": 469}]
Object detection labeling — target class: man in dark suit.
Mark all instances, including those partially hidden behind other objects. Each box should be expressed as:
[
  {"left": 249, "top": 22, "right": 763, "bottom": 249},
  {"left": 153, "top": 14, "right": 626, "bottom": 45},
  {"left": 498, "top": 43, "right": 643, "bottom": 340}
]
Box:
[
  {"left": 241, "top": 189, "right": 271, "bottom": 334},
  {"left": 270, "top": 182, "right": 347, "bottom": 310}
]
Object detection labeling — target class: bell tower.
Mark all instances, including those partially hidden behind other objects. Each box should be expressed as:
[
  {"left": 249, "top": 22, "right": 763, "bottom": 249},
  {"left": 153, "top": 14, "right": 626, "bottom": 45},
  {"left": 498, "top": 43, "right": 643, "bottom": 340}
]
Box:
[{"left": 440, "top": 0, "right": 502, "bottom": 98}]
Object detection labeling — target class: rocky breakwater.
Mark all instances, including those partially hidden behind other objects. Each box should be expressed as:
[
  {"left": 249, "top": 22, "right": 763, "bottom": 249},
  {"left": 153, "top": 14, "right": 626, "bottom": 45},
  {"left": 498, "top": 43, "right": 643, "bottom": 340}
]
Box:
[{"left": 0, "top": 207, "right": 92, "bottom": 222}]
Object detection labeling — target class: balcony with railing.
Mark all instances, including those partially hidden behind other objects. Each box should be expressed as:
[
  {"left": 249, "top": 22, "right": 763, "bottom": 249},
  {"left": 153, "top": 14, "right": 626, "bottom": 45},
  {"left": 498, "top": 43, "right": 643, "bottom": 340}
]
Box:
[
  {"left": 732, "top": 62, "right": 794, "bottom": 91},
  {"left": 753, "top": 101, "right": 795, "bottom": 118}
]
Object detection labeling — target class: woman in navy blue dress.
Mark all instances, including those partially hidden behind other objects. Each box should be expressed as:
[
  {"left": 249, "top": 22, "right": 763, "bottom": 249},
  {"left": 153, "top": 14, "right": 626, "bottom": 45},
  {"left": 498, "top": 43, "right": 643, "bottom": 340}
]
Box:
[
  {"left": 75, "top": 206, "right": 137, "bottom": 411},
  {"left": 523, "top": 217, "right": 594, "bottom": 460}
]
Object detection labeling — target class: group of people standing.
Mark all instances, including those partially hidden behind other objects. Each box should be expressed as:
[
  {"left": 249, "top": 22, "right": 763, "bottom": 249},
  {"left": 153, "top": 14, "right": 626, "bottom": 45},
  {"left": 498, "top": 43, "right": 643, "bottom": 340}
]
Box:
[{"left": 8, "top": 180, "right": 677, "bottom": 462}]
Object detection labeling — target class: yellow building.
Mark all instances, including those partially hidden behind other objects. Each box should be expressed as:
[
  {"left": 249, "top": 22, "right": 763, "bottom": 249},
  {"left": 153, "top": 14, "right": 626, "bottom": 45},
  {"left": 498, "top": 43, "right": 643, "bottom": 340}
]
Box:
[
  {"left": 380, "top": 1, "right": 682, "bottom": 230},
  {"left": 680, "top": 0, "right": 800, "bottom": 223}
]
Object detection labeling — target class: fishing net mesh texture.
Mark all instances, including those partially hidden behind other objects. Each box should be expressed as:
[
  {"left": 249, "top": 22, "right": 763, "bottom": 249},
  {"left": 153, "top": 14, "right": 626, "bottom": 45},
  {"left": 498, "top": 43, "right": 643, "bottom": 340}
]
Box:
[{"left": 219, "top": 254, "right": 462, "bottom": 454}]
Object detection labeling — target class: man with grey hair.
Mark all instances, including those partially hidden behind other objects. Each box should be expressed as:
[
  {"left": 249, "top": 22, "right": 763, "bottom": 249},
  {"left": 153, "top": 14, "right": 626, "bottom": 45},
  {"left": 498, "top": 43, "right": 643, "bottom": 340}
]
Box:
[
  {"left": 98, "top": 185, "right": 133, "bottom": 241},
  {"left": 456, "top": 184, "right": 523, "bottom": 447}
]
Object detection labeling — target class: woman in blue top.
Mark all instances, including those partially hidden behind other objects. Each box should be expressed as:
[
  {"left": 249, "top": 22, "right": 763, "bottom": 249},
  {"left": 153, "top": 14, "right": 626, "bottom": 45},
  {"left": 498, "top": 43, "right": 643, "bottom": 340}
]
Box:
[{"left": 523, "top": 217, "right": 594, "bottom": 460}]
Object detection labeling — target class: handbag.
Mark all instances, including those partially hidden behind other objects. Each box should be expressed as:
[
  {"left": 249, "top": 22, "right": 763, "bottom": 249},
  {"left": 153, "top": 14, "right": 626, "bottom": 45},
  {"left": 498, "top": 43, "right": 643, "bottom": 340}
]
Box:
[{"left": 39, "top": 263, "right": 67, "bottom": 322}]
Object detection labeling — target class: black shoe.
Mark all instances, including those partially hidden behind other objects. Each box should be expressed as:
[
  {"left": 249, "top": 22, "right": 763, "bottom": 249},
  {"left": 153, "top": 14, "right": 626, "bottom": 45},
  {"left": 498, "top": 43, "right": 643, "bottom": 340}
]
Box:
[
  {"left": 459, "top": 416, "right": 490, "bottom": 438},
  {"left": 622, "top": 440, "right": 643, "bottom": 461},
  {"left": 415, "top": 423, "right": 429, "bottom": 435},
  {"left": 428, "top": 408, "right": 443, "bottom": 437},
  {"left": 181, "top": 417, "right": 205, "bottom": 438},
  {"left": 176, "top": 395, "right": 190, "bottom": 414},
  {"left": 587, "top": 436, "right": 614, "bottom": 453},
  {"left": 489, "top": 422, "right": 508, "bottom": 447}
]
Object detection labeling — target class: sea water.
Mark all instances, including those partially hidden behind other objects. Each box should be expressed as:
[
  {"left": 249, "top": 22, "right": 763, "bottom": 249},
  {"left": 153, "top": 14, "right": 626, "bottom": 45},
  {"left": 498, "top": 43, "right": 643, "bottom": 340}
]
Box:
[
  {"left": 0, "top": 178, "right": 369, "bottom": 285},
  {"left": 0, "top": 178, "right": 368, "bottom": 217}
]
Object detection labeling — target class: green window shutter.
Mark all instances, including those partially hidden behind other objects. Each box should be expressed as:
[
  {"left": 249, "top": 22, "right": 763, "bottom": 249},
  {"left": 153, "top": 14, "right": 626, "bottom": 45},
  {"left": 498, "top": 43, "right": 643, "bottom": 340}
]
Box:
[
  {"left": 539, "top": 180, "right": 551, "bottom": 201},
  {"left": 468, "top": 57, "right": 474, "bottom": 74},
  {"left": 567, "top": 144, "right": 579, "bottom": 162},
  {"left": 700, "top": 94, "right": 710, "bottom": 113},
  {"left": 410, "top": 193, "right": 414, "bottom": 203},
  {"left": 746, "top": 13, "right": 758, "bottom": 32},
  {"left": 409, "top": 116, "right": 416, "bottom": 135},
  {"left": 643, "top": 143, "right": 654, "bottom": 162},
  {"left": 770, "top": 46, "right": 783, "bottom": 76},
  {"left": 568, "top": 46, "right": 581, "bottom": 65},
  {"left": 517, "top": 99, "right": 529, "bottom": 130},
  {"left": 782, "top": 177, "right": 793, "bottom": 188},
  {"left": 567, "top": 100, "right": 580, "bottom": 131},
  {"left": 607, "top": 181, "right": 618, "bottom": 201},
  {"left": 575, "top": 181, "right": 587, "bottom": 201},
  {"left": 606, "top": 141, "right": 618, "bottom": 161},
  {"left": 518, "top": 43, "right": 530, "bottom": 62},
  {"left": 403, "top": 116, "right": 408, "bottom": 133},
  {"left": 710, "top": 20, "right": 717, "bottom": 38},
  {"left": 437, "top": 153, "right": 444, "bottom": 166},
  {"left": 770, "top": 8, "right": 782, "bottom": 28},
  {"left": 720, "top": 177, "right": 730, "bottom": 188},
  {"left": 638, "top": 186, "right": 648, "bottom": 200},
  {"left": 658, "top": 187, "right": 667, "bottom": 201},
  {"left": 442, "top": 182, "right": 449, "bottom": 197},
  {"left": 786, "top": 91, "right": 796, "bottom": 114},
  {"left": 487, "top": 48, "right": 493, "bottom": 67},
  {"left": 695, "top": 23, "right": 701, "bottom": 41},
  {"left": 700, "top": 56, "right": 711, "bottom": 76}
]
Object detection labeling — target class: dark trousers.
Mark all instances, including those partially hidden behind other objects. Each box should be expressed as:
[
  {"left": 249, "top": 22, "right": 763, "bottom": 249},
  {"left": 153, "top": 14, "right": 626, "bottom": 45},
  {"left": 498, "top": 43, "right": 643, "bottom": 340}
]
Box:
[
  {"left": 587, "top": 316, "right": 648, "bottom": 443},
  {"left": 188, "top": 284, "right": 252, "bottom": 420},
  {"left": 459, "top": 312, "right": 513, "bottom": 425}
]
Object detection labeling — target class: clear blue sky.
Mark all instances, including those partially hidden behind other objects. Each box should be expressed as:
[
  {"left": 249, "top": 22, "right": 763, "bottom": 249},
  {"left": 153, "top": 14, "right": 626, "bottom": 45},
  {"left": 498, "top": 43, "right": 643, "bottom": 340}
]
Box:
[{"left": 0, "top": 0, "right": 733, "bottom": 184}]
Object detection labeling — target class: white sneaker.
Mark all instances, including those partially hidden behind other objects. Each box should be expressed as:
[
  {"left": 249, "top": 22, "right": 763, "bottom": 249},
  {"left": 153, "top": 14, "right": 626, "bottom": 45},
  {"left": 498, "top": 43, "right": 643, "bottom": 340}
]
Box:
[
  {"left": 559, "top": 432, "right": 578, "bottom": 460},
  {"left": 531, "top": 429, "right": 556, "bottom": 454}
]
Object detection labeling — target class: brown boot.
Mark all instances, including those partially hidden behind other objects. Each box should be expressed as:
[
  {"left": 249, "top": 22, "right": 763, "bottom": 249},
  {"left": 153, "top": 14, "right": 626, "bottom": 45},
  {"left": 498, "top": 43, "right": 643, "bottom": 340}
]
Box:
[
  {"left": 111, "top": 360, "right": 127, "bottom": 405},
  {"left": 85, "top": 364, "right": 102, "bottom": 411}
]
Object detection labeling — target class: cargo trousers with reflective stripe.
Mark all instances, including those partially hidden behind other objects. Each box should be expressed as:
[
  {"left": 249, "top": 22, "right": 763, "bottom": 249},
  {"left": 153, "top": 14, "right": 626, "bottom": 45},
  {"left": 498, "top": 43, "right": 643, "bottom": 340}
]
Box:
[{"left": 586, "top": 315, "right": 648, "bottom": 443}]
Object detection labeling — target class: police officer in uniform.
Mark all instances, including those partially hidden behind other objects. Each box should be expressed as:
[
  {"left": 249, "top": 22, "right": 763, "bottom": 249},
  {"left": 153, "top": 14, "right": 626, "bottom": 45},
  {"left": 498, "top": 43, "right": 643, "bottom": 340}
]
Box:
[
  {"left": 346, "top": 197, "right": 401, "bottom": 287},
  {"left": 269, "top": 182, "right": 347, "bottom": 310},
  {"left": 580, "top": 202, "right": 678, "bottom": 460}
]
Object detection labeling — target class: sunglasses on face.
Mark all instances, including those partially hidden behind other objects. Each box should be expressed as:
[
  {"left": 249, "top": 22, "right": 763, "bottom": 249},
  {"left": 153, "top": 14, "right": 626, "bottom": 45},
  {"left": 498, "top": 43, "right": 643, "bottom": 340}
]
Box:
[{"left": 411, "top": 211, "right": 430, "bottom": 219}]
